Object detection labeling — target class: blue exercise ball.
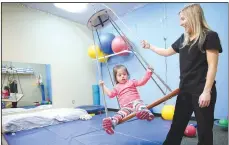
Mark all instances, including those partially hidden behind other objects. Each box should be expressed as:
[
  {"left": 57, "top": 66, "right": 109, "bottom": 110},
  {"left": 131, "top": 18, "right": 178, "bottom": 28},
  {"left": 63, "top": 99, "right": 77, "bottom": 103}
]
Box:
[{"left": 99, "top": 33, "right": 115, "bottom": 54}]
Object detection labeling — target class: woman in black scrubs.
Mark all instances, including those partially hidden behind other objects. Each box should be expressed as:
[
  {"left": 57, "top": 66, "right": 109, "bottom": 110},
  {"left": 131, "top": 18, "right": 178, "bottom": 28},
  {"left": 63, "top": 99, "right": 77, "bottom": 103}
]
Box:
[{"left": 141, "top": 4, "right": 222, "bottom": 145}]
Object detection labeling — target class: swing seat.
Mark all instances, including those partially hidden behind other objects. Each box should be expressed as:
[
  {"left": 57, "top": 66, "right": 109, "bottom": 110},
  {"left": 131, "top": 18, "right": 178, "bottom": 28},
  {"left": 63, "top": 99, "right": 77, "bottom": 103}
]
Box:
[{"left": 119, "top": 88, "right": 180, "bottom": 124}]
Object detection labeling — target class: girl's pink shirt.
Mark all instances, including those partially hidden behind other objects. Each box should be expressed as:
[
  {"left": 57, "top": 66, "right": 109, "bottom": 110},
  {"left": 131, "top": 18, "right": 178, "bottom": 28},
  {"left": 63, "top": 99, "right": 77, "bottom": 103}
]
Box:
[{"left": 107, "top": 69, "right": 152, "bottom": 107}]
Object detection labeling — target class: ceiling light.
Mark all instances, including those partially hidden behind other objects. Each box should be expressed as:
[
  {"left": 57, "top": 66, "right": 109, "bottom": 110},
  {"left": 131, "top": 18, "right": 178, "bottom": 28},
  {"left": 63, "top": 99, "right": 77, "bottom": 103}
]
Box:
[{"left": 54, "top": 3, "right": 88, "bottom": 13}]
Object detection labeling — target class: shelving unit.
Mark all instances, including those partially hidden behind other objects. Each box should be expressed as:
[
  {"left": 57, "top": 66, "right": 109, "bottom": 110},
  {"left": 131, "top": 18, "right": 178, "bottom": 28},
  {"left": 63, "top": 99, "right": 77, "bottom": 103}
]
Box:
[{"left": 2, "top": 67, "right": 34, "bottom": 74}]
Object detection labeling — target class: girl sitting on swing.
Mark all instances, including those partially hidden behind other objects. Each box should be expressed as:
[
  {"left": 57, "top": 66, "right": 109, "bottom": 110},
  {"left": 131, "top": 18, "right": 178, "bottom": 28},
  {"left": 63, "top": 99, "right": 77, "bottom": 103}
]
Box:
[{"left": 99, "top": 64, "right": 154, "bottom": 135}]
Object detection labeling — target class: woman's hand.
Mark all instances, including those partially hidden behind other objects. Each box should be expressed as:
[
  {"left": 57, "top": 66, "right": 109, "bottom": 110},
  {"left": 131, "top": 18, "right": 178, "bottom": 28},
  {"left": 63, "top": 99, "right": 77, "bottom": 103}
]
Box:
[
  {"left": 199, "top": 91, "right": 211, "bottom": 108},
  {"left": 141, "top": 40, "right": 151, "bottom": 49},
  {"left": 141, "top": 41, "right": 176, "bottom": 57}
]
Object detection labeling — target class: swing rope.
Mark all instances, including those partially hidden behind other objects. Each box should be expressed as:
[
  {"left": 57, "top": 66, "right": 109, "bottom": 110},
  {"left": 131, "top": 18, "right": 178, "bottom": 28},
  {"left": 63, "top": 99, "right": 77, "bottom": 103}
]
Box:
[
  {"left": 91, "top": 27, "right": 109, "bottom": 117},
  {"left": 95, "top": 29, "right": 121, "bottom": 109}
]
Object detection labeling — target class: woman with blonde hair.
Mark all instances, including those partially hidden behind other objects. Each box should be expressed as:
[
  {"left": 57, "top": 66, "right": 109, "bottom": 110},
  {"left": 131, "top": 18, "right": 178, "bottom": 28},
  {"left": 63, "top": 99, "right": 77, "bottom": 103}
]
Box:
[{"left": 141, "top": 3, "right": 222, "bottom": 145}]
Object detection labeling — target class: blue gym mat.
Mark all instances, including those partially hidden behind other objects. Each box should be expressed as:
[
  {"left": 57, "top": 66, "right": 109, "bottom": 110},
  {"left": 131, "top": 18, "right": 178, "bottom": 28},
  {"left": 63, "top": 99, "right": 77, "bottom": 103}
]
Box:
[
  {"left": 4, "top": 112, "right": 172, "bottom": 145},
  {"left": 74, "top": 130, "right": 159, "bottom": 145}
]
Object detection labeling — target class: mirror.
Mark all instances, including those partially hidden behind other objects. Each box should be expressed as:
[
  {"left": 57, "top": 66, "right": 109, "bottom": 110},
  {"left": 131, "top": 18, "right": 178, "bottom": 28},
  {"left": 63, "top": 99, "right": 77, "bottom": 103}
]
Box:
[{"left": 1, "top": 61, "right": 52, "bottom": 109}]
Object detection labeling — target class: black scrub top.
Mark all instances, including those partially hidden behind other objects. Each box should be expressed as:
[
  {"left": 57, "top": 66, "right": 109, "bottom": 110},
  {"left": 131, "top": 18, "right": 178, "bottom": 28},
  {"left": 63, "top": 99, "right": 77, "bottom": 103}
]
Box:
[{"left": 172, "top": 30, "right": 222, "bottom": 93}]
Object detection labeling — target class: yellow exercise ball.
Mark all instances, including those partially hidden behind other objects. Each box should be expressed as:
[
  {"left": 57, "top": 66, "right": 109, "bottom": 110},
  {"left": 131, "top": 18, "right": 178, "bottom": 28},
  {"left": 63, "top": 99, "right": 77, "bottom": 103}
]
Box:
[
  {"left": 161, "top": 105, "right": 175, "bottom": 120},
  {"left": 98, "top": 51, "right": 108, "bottom": 63},
  {"left": 88, "top": 45, "right": 102, "bottom": 59}
]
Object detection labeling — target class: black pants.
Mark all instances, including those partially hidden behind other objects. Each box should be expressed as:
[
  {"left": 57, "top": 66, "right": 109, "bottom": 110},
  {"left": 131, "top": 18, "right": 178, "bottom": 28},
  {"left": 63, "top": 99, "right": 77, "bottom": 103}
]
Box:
[
  {"left": 12, "top": 102, "right": 18, "bottom": 108},
  {"left": 163, "top": 85, "right": 217, "bottom": 145}
]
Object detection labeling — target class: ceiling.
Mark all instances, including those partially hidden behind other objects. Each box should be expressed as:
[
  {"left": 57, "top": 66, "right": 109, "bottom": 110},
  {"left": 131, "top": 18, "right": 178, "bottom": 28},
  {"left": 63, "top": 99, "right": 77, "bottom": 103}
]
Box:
[{"left": 22, "top": 3, "right": 149, "bottom": 26}]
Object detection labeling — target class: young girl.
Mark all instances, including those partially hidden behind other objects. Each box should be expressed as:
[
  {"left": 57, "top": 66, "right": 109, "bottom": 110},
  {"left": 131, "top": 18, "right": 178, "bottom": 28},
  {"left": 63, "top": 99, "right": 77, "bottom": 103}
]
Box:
[{"left": 99, "top": 64, "right": 154, "bottom": 135}]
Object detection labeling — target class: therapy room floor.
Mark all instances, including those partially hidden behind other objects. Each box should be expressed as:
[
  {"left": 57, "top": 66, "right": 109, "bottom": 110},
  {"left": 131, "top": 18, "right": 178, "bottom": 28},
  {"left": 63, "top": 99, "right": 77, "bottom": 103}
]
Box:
[{"left": 2, "top": 112, "right": 228, "bottom": 145}]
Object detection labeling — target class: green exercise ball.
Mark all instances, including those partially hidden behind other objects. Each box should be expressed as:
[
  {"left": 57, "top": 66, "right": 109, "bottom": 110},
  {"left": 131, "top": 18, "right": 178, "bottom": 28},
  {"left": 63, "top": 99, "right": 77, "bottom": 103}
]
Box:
[{"left": 219, "top": 119, "right": 228, "bottom": 127}]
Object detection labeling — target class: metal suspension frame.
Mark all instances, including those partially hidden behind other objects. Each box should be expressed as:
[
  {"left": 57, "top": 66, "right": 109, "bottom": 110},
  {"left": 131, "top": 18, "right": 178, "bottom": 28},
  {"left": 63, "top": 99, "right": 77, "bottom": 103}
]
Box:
[
  {"left": 87, "top": 4, "right": 179, "bottom": 122},
  {"left": 161, "top": 3, "right": 169, "bottom": 102},
  {"left": 94, "top": 29, "right": 121, "bottom": 110},
  {"left": 89, "top": 6, "right": 121, "bottom": 118},
  {"left": 91, "top": 27, "right": 109, "bottom": 117}
]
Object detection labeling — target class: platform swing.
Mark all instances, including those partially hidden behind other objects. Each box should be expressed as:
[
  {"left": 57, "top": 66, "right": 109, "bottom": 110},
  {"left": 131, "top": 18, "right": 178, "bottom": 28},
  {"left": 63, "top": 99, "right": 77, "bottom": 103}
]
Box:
[{"left": 87, "top": 5, "right": 180, "bottom": 124}]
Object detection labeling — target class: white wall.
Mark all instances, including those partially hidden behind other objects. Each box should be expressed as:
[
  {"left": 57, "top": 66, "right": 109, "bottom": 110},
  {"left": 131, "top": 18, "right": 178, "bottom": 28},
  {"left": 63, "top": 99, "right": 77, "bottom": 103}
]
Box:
[{"left": 2, "top": 3, "right": 97, "bottom": 108}]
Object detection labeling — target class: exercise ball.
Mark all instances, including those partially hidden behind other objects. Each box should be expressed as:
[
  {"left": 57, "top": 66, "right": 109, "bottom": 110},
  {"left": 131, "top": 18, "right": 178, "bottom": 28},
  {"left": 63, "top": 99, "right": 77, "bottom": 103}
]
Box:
[
  {"left": 161, "top": 105, "right": 175, "bottom": 120},
  {"left": 184, "top": 125, "right": 196, "bottom": 137},
  {"left": 88, "top": 45, "right": 102, "bottom": 59},
  {"left": 219, "top": 119, "right": 228, "bottom": 127},
  {"left": 111, "top": 36, "right": 130, "bottom": 56},
  {"left": 214, "top": 119, "right": 228, "bottom": 130},
  {"left": 99, "top": 33, "right": 115, "bottom": 54}
]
